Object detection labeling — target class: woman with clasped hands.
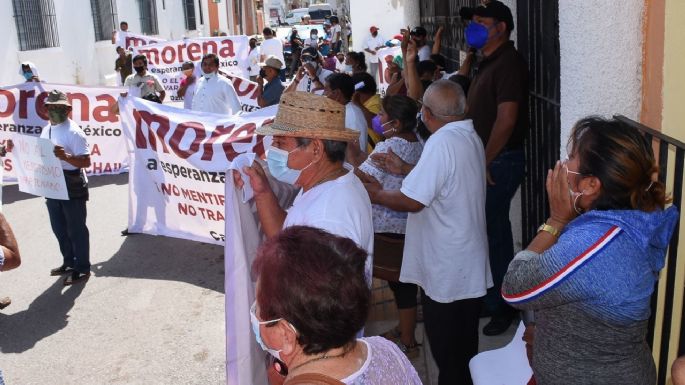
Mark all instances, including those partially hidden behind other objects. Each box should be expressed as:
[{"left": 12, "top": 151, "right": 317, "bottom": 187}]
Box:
[
  {"left": 251, "top": 226, "right": 423, "bottom": 385},
  {"left": 501, "top": 117, "right": 679, "bottom": 385}
]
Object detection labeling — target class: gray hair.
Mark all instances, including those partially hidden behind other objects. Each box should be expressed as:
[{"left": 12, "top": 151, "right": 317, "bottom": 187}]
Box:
[{"left": 423, "top": 79, "right": 466, "bottom": 118}]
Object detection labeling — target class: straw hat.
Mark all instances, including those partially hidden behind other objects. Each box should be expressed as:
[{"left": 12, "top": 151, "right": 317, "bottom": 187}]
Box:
[
  {"left": 256, "top": 92, "right": 360, "bottom": 142},
  {"left": 44, "top": 90, "right": 71, "bottom": 107}
]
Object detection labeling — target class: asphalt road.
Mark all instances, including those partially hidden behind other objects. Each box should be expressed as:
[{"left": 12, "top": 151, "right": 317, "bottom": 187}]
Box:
[{"left": 0, "top": 173, "right": 226, "bottom": 385}]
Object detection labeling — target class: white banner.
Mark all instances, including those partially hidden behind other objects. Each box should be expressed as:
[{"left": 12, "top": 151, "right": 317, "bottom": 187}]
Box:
[
  {"left": 377, "top": 46, "right": 402, "bottom": 97},
  {"left": 222, "top": 73, "right": 260, "bottom": 112},
  {"left": 116, "top": 31, "right": 166, "bottom": 50},
  {"left": 11, "top": 135, "right": 68, "bottom": 200},
  {"left": 132, "top": 36, "right": 250, "bottom": 105},
  {"left": 118, "top": 96, "right": 276, "bottom": 245},
  {"left": 0, "top": 82, "right": 129, "bottom": 182}
]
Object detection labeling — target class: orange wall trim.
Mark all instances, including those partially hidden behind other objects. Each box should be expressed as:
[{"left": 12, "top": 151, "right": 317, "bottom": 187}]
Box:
[
  {"left": 640, "top": 0, "right": 665, "bottom": 130},
  {"left": 209, "top": 0, "right": 220, "bottom": 35}
]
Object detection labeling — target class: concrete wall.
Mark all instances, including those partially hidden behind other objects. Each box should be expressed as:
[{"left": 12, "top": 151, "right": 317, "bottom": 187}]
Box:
[
  {"left": 1, "top": 0, "right": 202, "bottom": 87},
  {"left": 348, "top": 0, "right": 419, "bottom": 54},
  {"left": 558, "top": 0, "right": 644, "bottom": 157}
]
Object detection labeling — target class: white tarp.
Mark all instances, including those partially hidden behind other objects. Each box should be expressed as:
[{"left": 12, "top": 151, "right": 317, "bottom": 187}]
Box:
[
  {"left": 0, "top": 82, "right": 129, "bottom": 181},
  {"left": 132, "top": 36, "right": 250, "bottom": 105},
  {"left": 117, "top": 95, "right": 276, "bottom": 245}
]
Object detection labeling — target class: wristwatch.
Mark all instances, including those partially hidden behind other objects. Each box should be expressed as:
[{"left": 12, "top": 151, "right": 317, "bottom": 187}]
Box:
[{"left": 537, "top": 223, "right": 560, "bottom": 238}]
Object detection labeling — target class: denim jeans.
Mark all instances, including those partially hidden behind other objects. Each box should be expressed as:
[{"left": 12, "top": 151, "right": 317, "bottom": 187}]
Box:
[
  {"left": 46, "top": 198, "right": 90, "bottom": 274},
  {"left": 484, "top": 149, "right": 525, "bottom": 316}
]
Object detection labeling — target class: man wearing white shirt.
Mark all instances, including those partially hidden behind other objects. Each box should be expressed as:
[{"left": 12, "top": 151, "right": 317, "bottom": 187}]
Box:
[
  {"left": 329, "top": 16, "right": 342, "bottom": 53},
  {"left": 410, "top": 26, "right": 432, "bottom": 61},
  {"left": 191, "top": 53, "right": 241, "bottom": 115},
  {"left": 363, "top": 26, "right": 385, "bottom": 83},
  {"left": 363, "top": 80, "right": 491, "bottom": 385},
  {"left": 260, "top": 27, "right": 286, "bottom": 81},
  {"left": 285, "top": 47, "right": 332, "bottom": 95},
  {"left": 323, "top": 73, "right": 368, "bottom": 166}
]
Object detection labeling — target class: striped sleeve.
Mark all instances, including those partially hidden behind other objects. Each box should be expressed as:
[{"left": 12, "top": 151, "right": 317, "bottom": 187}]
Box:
[{"left": 502, "top": 225, "right": 622, "bottom": 309}]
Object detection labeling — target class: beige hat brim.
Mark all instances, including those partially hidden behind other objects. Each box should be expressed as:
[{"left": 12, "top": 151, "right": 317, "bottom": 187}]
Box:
[
  {"left": 44, "top": 100, "right": 71, "bottom": 107},
  {"left": 256, "top": 121, "right": 361, "bottom": 142}
]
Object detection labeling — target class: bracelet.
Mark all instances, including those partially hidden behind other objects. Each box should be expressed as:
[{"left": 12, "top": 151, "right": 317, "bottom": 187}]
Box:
[{"left": 537, "top": 223, "right": 560, "bottom": 238}]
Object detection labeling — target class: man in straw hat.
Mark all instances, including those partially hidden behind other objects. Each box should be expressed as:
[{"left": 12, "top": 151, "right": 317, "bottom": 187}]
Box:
[
  {"left": 40, "top": 90, "right": 92, "bottom": 285},
  {"left": 232, "top": 91, "right": 374, "bottom": 280},
  {"left": 255, "top": 56, "right": 285, "bottom": 108}
]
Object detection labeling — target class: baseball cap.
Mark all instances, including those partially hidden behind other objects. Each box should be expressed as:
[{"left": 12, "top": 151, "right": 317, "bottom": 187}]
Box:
[
  {"left": 369, "top": 26, "right": 379, "bottom": 33},
  {"left": 410, "top": 26, "right": 427, "bottom": 37},
  {"left": 473, "top": 0, "right": 514, "bottom": 31}
]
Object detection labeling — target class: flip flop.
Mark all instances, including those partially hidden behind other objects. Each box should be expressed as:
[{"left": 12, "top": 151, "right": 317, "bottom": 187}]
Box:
[{"left": 64, "top": 271, "right": 91, "bottom": 286}]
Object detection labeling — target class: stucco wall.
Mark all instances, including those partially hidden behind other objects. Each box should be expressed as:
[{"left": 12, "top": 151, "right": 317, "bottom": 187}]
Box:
[
  {"left": 1, "top": 0, "right": 201, "bottom": 87},
  {"left": 348, "top": 0, "right": 419, "bottom": 54},
  {"left": 558, "top": 0, "right": 644, "bottom": 156}
]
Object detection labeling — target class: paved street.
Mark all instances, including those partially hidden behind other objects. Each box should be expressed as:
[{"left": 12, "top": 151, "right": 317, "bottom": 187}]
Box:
[{"left": 0, "top": 174, "right": 226, "bottom": 385}]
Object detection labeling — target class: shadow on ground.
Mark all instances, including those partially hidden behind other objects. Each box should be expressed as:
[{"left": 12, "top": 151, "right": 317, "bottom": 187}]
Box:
[
  {"left": 0, "top": 279, "right": 85, "bottom": 353},
  {"left": 2, "top": 173, "right": 129, "bottom": 205},
  {"left": 92, "top": 233, "right": 225, "bottom": 293}
]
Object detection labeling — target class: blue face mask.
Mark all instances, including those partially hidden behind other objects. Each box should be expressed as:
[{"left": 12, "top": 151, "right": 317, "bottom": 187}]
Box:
[
  {"left": 250, "top": 301, "right": 285, "bottom": 361},
  {"left": 23, "top": 71, "right": 33, "bottom": 80},
  {"left": 266, "top": 145, "right": 312, "bottom": 185},
  {"left": 464, "top": 22, "right": 492, "bottom": 49},
  {"left": 371, "top": 115, "right": 393, "bottom": 136}
]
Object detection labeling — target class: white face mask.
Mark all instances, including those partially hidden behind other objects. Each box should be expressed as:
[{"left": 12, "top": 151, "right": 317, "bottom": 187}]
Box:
[
  {"left": 203, "top": 71, "right": 216, "bottom": 79},
  {"left": 250, "top": 301, "right": 297, "bottom": 361}
]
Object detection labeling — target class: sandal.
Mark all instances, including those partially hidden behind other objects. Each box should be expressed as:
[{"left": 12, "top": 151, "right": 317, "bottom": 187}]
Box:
[
  {"left": 380, "top": 326, "right": 401, "bottom": 342},
  {"left": 64, "top": 271, "right": 91, "bottom": 286},
  {"left": 50, "top": 265, "right": 74, "bottom": 276},
  {"left": 397, "top": 341, "right": 421, "bottom": 359}
]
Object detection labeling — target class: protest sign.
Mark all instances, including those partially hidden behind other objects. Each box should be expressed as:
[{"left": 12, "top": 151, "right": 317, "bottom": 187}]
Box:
[
  {"left": 11, "top": 134, "right": 68, "bottom": 200},
  {"left": 118, "top": 96, "right": 276, "bottom": 245},
  {"left": 377, "top": 46, "right": 402, "bottom": 97},
  {"left": 0, "top": 82, "right": 129, "bottom": 182},
  {"left": 132, "top": 36, "right": 250, "bottom": 105},
  {"left": 116, "top": 31, "right": 166, "bottom": 50}
]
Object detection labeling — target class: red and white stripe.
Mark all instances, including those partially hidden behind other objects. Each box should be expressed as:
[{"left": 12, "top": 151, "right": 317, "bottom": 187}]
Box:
[{"left": 503, "top": 225, "right": 622, "bottom": 304}]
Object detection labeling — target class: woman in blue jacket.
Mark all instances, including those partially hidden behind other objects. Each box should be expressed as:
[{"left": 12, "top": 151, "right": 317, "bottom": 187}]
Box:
[{"left": 502, "top": 117, "right": 678, "bottom": 385}]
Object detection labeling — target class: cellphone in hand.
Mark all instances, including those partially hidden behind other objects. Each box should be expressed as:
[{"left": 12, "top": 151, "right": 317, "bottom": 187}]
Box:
[{"left": 259, "top": 68, "right": 266, "bottom": 78}]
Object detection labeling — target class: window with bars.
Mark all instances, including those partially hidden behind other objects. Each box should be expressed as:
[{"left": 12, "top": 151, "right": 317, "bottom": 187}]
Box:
[
  {"left": 91, "top": 0, "right": 118, "bottom": 41},
  {"left": 12, "top": 0, "right": 60, "bottom": 51},
  {"left": 183, "top": 0, "right": 197, "bottom": 31},
  {"left": 138, "top": 0, "right": 158, "bottom": 35}
]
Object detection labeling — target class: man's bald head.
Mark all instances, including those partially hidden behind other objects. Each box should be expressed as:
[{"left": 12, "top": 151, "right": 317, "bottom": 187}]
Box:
[{"left": 423, "top": 79, "right": 467, "bottom": 120}]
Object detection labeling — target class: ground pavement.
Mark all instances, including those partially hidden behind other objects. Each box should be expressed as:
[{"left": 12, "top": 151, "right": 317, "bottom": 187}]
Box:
[{"left": 0, "top": 174, "right": 517, "bottom": 385}]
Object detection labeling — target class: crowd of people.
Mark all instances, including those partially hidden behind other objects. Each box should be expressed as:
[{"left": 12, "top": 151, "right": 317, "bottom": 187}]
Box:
[{"left": 4, "top": 1, "right": 682, "bottom": 385}]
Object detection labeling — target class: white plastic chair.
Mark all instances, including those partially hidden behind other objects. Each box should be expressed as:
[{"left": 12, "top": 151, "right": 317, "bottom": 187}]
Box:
[{"left": 469, "top": 321, "right": 533, "bottom": 385}]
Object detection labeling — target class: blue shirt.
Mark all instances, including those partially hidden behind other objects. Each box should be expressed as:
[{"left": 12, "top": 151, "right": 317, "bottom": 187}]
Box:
[{"left": 262, "top": 79, "right": 284, "bottom": 107}]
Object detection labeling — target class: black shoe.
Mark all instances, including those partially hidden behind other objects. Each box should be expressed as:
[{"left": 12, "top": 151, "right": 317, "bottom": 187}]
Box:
[
  {"left": 64, "top": 271, "right": 91, "bottom": 286},
  {"left": 0, "top": 297, "right": 10, "bottom": 310},
  {"left": 483, "top": 315, "right": 513, "bottom": 336},
  {"left": 50, "top": 265, "right": 74, "bottom": 276},
  {"left": 121, "top": 228, "right": 131, "bottom": 236}
]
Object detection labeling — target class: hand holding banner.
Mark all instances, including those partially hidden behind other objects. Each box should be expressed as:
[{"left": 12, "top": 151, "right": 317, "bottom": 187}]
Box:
[{"left": 12, "top": 134, "right": 68, "bottom": 200}]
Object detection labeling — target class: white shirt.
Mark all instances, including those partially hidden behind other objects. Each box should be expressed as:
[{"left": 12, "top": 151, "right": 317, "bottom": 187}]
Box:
[
  {"left": 400, "top": 119, "right": 492, "bottom": 303},
  {"left": 359, "top": 137, "right": 423, "bottom": 234},
  {"left": 295, "top": 67, "right": 333, "bottom": 94},
  {"left": 191, "top": 73, "right": 241, "bottom": 115},
  {"left": 283, "top": 165, "right": 374, "bottom": 282},
  {"left": 345, "top": 103, "right": 368, "bottom": 152},
  {"left": 330, "top": 24, "right": 342, "bottom": 43},
  {"left": 335, "top": 59, "right": 346, "bottom": 73},
  {"left": 260, "top": 38, "right": 285, "bottom": 69},
  {"left": 303, "top": 37, "right": 319, "bottom": 49},
  {"left": 248, "top": 47, "right": 261, "bottom": 77},
  {"left": 40, "top": 119, "right": 90, "bottom": 171},
  {"left": 364, "top": 34, "right": 386, "bottom": 63},
  {"left": 417, "top": 45, "right": 431, "bottom": 62}
]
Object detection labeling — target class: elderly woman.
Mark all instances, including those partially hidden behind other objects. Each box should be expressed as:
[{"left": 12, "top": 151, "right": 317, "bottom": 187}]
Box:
[
  {"left": 251, "top": 225, "right": 423, "bottom": 385},
  {"left": 502, "top": 117, "right": 679, "bottom": 384},
  {"left": 356, "top": 95, "right": 423, "bottom": 357},
  {"left": 233, "top": 92, "right": 374, "bottom": 280}
]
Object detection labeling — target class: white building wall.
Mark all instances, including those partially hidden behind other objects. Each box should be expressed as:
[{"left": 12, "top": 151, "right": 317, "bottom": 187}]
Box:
[
  {"left": 348, "top": 0, "right": 419, "bottom": 54},
  {"left": 558, "top": 0, "right": 644, "bottom": 156},
  {"left": 1, "top": 0, "right": 201, "bottom": 87}
]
